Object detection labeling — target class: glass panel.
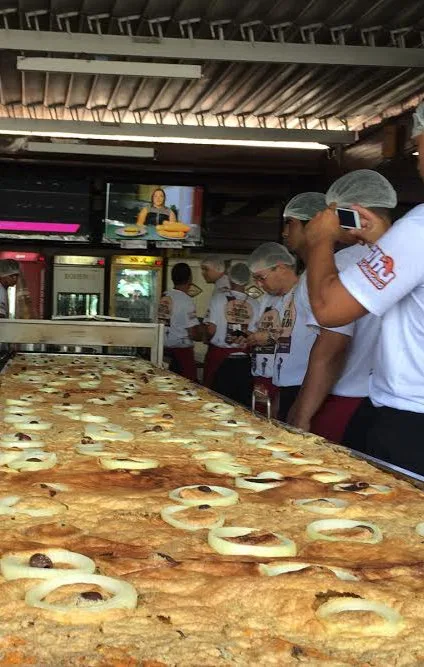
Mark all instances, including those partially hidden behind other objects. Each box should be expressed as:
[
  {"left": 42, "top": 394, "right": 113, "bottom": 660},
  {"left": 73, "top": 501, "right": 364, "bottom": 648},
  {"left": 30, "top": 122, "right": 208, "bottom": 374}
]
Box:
[
  {"left": 113, "top": 268, "right": 158, "bottom": 322},
  {"left": 57, "top": 293, "right": 100, "bottom": 317}
]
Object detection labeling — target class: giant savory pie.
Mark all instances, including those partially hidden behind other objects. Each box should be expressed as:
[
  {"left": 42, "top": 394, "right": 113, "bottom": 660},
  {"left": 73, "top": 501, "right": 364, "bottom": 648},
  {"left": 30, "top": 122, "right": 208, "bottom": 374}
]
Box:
[{"left": 0, "top": 353, "right": 422, "bottom": 665}]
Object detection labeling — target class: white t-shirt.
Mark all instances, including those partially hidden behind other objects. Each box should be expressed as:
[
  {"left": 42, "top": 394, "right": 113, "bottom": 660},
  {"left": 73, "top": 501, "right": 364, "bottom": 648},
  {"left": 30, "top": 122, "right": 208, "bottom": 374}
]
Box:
[
  {"left": 272, "top": 275, "right": 317, "bottom": 387},
  {"left": 158, "top": 288, "right": 199, "bottom": 349},
  {"left": 204, "top": 289, "right": 259, "bottom": 350},
  {"left": 306, "top": 244, "right": 381, "bottom": 398},
  {"left": 250, "top": 294, "right": 284, "bottom": 378},
  {"left": 212, "top": 273, "right": 231, "bottom": 296},
  {"left": 0, "top": 284, "right": 8, "bottom": 318},
  {"left": 339, "top": 204, "right": 424, "bottom": 412}
]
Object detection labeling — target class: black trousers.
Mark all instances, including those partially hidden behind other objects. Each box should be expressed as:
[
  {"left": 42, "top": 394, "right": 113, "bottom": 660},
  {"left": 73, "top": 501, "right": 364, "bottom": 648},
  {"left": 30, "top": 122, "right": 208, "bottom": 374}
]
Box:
[
  {"left": 212, "top": 356, "right": 253, "bottom": 408},
  {"left": 342, "top": 397, "right": 424, "bottom": 476},
  {"left": 278, "top": 385, "right": 301, "bottom": 423}
]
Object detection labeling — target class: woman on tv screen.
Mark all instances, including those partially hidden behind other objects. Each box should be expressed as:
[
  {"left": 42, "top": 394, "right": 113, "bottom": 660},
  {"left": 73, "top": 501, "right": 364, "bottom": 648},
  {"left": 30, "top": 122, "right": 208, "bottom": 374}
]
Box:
[{"left": 137, "top": 188, "right": 177, "bottom": 227}]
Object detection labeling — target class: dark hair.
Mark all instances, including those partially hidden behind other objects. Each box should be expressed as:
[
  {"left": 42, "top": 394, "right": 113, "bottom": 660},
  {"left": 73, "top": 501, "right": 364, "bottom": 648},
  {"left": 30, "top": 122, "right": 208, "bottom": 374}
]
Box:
[
  {"left": 171, "top": 262, "right": 191, "bottom": 286},
  {"left": 368, "top": 207, "right": 392, "bottom": 225},
  {"left": 151, "top": 188, "right": 166, "bottom": 206}
]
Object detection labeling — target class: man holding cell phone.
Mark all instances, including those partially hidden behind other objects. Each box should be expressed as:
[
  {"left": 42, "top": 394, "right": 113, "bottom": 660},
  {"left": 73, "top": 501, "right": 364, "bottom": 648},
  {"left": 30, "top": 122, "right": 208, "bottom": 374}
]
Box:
[
  {"left": 304, "top": 106, "right": 424, "bottom": 474},
  {"left": 287, "top": 170, "right": 396, "bottom": 444}
]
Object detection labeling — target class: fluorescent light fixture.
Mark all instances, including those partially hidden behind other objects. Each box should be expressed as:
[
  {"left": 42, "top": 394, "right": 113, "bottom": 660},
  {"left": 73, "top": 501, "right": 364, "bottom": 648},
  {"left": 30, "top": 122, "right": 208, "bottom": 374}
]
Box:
[
  {"left": 0, "top": 119, "right": 344, "bottom": 149},
  {"left": 21, "top": 133, "right": 327, "bottom": 151},
  {"left": 26, "top": 142, "right": 155, "bottom": 158},
  {"left": 17, "top": 56, "right": 202, "bottom": 79},
  {"left": 0, "top": 221, "right": 80, "bottom": 233}
]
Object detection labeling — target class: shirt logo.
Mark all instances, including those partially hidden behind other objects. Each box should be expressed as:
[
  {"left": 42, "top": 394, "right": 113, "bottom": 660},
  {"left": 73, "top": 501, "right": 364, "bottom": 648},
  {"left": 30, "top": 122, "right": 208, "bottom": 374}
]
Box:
[{"left": 357, "top": 244, "right": 396, "bottom": 290}]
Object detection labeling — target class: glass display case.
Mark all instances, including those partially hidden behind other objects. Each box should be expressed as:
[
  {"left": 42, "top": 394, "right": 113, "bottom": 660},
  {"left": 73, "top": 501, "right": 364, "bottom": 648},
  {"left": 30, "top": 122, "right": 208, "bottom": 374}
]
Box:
[
  {"left": 110, "top": 255, "right": 163, "bottom": 322},
  {"left": 52, "top": 256, "right": 105, "bottom": 317}
]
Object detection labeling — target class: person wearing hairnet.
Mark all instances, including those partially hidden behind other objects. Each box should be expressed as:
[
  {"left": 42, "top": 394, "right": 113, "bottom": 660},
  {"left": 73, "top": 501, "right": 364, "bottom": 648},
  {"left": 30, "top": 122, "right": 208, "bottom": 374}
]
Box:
[
  {"left": 305, "top": 103, "right": 424, "bottom": 474},
  {"left": 201, "top": 255, "right": 230, "bottom": 296},
  {"left": 203, "top": 261, "right": 258, "bottom": 405},
  {"left": 287, "top": 171, "right": 396, "bottom": 443},
  {"left": 158, "top": 262, "right": 202, "bottom": 382},
  {"left": 246, "top": 194, "right": 326, "bottom": 416},
  {"left": 282, "top": 192, "right": 327, "bottom": 263},
  {"left": 248, "top": 243, "right": 317, "bottom": 421},
  {"left": 0, "top": 259, "right": 20, "bottom": 318}
]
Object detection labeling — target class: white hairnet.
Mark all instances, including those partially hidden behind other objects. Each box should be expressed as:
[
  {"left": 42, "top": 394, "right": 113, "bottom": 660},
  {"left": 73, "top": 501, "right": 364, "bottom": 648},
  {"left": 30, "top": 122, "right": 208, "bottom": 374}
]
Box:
[
  {"left": 326, "top": 169, "right": 397, "bottom": 209},
  {"left": 248, "top": 242, "right": 296, "bottom": 273},
  {"left": 200, "top": 254, "right": 225, "bottom": 272},
  {"left": 228, "top": 261, "right": 250, "bottom": 286},
  {"left": 284, "top": 192, "right": 326, "bottom": 221},
  {"left": 0, "top": 259, "right": 20, "bottom": 277},
  {"left": 412, "top": 101, "right": 424, "bottom": 137}
]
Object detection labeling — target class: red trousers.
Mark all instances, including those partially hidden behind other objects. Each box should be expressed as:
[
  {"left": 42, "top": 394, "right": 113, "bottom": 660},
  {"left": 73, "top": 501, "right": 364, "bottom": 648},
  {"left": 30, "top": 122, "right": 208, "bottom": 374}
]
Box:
[
  {"left": 203, "top": 344, "right": 245, "bottom": 388},
  {"left": 165, "top": 347, "right": 197, "bottom": 382},
  {"left": 310, "top": 394, "right": 364, "bottom": 444}
]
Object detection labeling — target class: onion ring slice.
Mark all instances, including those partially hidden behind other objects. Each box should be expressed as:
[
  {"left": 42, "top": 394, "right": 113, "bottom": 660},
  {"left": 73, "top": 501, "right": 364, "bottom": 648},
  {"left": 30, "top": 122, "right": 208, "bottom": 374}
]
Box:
[
  {"left": 307, "top": 467, "right": 351, "bottom": 483},
  {"left": 160, "top": 505, "right": 225, "bottom": 531},
  {"left": 192, "top": 451, "right": 234, "bottom": 462},
  {"left": 193, "top": 429, "right": 233, "bottom": 439},
  {"left": 235, "top": 472, "right": 284, "bottom": 492},
  {"left": 25, "top": 572, "right": 137, "bottom": 621},
  {"left": 12, "top": 421, "right": 52, "bottom": 432},
  {"left": 306, "top": 518, "right": 383, "bottom": 544},
  {"left": 259, "top": 561, "right": 359, "bottom": 581},
  {"left": 208, "top": 526, "right": 296, "bottom": 558},
  {"left": 84, "top": 424, "right": 134, "bottom": 442},
  {"left": 272, "top": 451, "right": 323, "bottom": 465},
  {"left": 202, "top": 402, "right": 235, "bottom": 416},
  {"left": 333, "top": 482, "right": 392, "bottom": 495},
  {"left": 204, "top": 460, "right": 252, "bottom": 477},
  {"left": 294, "top": 498, "right": 348, "bottom": 515},
  {"left": 99, "top": 457, "right": 159, "bottom": 470},
  {"left": 0, "top": 495, "right": 64, "bottom": 517},
  {"left": 80, "top": 413, "right": 109, "bottom": 424},
  {"left": 316, "top": 597, "right": 404, "bottom": 635},
  {"left": 415, "top": 522, "right": 424, "bottom": 537},
  {"left": 169, "top": 485, "right": 239, "bottom": 507},
  {"left": 1, "top": 548, "right": 95, "bottom": 580},
  {"left": 8, "top": 451, "right": 57, "bottom": 472}
]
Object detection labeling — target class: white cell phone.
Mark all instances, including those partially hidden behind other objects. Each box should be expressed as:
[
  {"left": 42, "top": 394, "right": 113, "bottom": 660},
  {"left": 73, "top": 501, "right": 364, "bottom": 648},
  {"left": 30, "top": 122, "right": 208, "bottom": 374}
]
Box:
[{"left": 336, "top": 208, "right": 361, "bottom": 229}]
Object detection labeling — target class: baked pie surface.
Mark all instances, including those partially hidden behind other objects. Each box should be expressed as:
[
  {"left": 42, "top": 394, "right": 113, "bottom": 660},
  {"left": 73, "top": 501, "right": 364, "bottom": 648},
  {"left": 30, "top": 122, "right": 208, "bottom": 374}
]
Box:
[{"left": 0, "top": 354, "right": 422, "bottom": 665}]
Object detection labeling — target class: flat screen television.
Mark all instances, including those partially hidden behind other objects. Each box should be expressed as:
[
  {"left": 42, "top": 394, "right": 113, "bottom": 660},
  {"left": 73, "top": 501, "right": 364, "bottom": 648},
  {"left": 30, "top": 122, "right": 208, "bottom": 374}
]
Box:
[
  {"left": 104, "top": 183, "right": 204, "bottom": 246},
  {"left": 0, "top": 174, "right": 90, "bottom": 241}
]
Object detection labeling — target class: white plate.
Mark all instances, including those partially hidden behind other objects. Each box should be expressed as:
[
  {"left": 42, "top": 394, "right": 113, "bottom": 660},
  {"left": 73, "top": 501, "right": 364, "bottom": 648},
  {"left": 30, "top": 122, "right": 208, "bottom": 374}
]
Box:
[{"left": 115, "top": 227, "right": 147, "bottom": 238}]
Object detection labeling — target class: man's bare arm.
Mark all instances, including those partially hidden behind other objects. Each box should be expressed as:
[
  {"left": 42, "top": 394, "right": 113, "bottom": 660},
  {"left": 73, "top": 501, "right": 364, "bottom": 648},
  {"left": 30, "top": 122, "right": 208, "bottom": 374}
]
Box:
[
  {"left": 305, "top": 209, "right": 368, "bottom": 327},
  {"left": 287, "top": 329, "right": 350, "bottom": 432}
]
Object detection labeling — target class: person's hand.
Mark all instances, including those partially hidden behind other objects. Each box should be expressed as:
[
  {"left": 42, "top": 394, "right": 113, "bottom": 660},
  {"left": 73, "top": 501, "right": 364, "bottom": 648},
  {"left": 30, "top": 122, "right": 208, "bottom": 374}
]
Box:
[
  {"left": 231, "top": 335, "right": 248, "bottom": 348},
  {"left": 246, "top": 331, "right": 269, "bottom": 347},
  {"left": 293, "top": 416, "right": 311, "bottom": 432},
  {"left": 349, "top": 205, "right": 389, "bottom": 245},
  {"left": 286, "top": 402, "right": 311, "bottom": 432},
  {"left": 305, "top": 205, "right": 340, "bottom": 247}
]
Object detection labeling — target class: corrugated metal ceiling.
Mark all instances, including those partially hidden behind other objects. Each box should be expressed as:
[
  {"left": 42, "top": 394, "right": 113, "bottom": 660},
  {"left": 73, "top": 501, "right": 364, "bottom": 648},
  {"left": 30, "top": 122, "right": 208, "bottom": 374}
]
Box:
[{"left": 0, "top": 0, "right": 423, "bottom": 136}]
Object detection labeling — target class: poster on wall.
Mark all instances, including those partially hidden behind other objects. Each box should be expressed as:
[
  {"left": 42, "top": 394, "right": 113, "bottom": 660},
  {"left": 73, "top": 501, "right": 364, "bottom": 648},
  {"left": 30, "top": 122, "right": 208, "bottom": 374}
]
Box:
[{"left": 104, "top": 183, "right": 204, "bottom": 247}]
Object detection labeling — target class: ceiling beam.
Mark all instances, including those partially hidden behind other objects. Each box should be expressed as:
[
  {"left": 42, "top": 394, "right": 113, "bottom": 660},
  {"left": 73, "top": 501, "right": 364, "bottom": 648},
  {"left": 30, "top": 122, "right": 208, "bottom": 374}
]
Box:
[
  {"left": 2, "top": 29, "right": 424, "bottom": 68},
  {"left": 0, "top": 117, "right": 356, "bottom": 146}
]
